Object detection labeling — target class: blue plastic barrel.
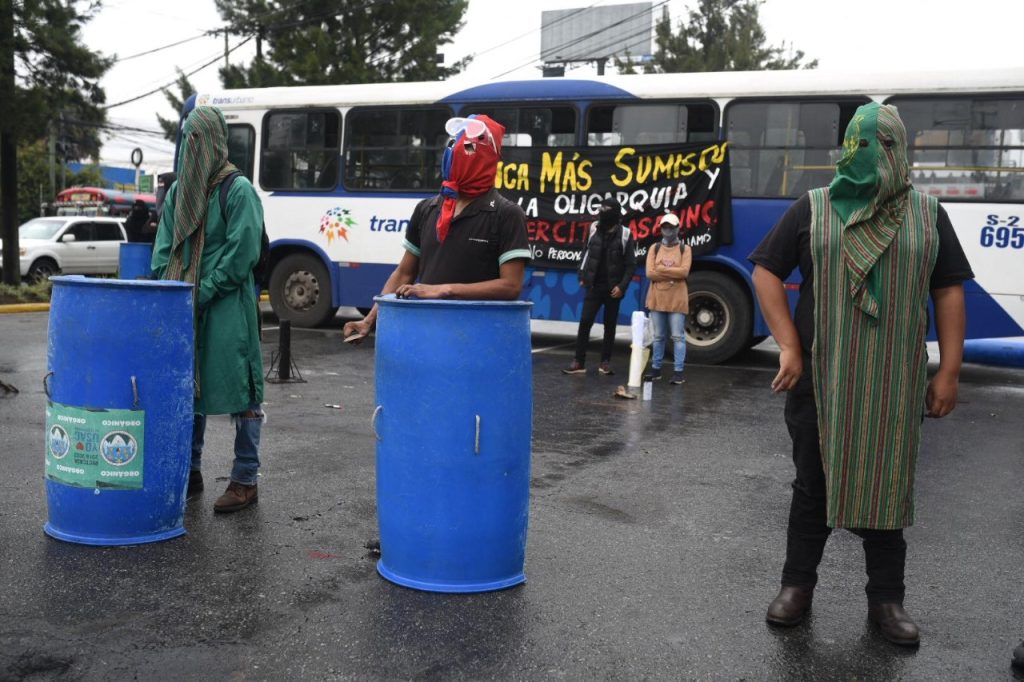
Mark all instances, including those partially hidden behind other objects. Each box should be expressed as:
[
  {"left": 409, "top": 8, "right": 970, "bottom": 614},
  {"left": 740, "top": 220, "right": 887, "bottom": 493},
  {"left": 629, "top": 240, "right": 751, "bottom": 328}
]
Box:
[
  {"left": 118, "top": 243, "right": 153, "bottom": 279},
  {"left": 374, "top": 296, "right": 533, "bottom": 592},
  {"left": 44, "top": 276, "right": 194, "bottom": 545}
]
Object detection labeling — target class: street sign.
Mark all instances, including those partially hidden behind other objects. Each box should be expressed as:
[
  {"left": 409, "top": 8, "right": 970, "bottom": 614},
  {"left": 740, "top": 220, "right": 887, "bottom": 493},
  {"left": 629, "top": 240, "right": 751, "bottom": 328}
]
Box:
[{"left": 139, "top": 175, "right": 154, "bottom": 193}]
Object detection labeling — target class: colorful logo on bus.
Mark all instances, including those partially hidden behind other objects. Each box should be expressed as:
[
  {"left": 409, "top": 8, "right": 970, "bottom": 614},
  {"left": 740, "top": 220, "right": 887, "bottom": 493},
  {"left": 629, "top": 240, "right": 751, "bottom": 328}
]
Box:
[
  {"left": 49, "top": 425, "right": 70, "bottom": 460},
  {"left": 320, "top": 207, "right": 355, "bottom": 246}
]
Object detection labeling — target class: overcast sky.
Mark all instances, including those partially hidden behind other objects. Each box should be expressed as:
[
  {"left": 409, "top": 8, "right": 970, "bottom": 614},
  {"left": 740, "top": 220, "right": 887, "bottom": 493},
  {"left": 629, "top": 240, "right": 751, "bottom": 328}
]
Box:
[{"left": 83, "top": 0, "right": 1024, "bottom": 172}]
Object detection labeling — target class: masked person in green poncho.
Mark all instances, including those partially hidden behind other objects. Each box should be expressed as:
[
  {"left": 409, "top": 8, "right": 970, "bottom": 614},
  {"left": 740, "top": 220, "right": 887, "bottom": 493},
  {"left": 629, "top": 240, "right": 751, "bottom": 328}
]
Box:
[
  {"left": 152, "top": 106, "right": 266, "bottom": 514},
  {"left": 749, "top": 103, "right": 974, "bottom": 646}
]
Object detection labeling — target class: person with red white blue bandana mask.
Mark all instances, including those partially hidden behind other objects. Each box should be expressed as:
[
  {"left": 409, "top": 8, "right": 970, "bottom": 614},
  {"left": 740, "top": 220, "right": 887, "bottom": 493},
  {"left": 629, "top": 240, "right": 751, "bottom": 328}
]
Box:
[{"left": 343, "top": 115, "right": 530, "bottom": 342}]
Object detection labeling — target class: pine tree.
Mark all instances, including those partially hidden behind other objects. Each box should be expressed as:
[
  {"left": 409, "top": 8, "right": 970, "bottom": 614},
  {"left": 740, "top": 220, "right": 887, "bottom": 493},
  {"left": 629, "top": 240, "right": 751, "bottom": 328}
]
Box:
[
  {"left": 617, "top": 1, "right": 816, "bottom": 74},
  {"left": 156, "top": 69, "right": 197, "bottom": 143},
  {"left": 214, "top": 0, "right": 471, "bottom": 87},
  {"left": 0, "top": 0, "right": 111, "bottom": 285}
]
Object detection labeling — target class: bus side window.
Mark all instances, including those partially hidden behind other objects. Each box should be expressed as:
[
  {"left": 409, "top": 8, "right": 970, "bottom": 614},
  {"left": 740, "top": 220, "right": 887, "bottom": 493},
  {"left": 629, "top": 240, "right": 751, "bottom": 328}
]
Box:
[
  {"left": 461, "top": 105, "right": 577, "bottom": 148},
  {"left": 260, "top": 110, "right": 340, "bottom": 192},
  {"left": 227, "top": 124, "right": 256, "bottom": 182},
  {"left": 344, "top": 107, "right": 451, "bottom": 192},
  {"left": 585, "top": 102, "right": 717, "bottom": 146},
  {"left": 888, "top": 95, "right": 1024, "bottom": 202}
]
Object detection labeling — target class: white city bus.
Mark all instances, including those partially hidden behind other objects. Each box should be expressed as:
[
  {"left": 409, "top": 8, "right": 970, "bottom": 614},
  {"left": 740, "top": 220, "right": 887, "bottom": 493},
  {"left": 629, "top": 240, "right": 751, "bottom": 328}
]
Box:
[{"left": 176, "top": 67, "right": 1024, "bottom": 363}]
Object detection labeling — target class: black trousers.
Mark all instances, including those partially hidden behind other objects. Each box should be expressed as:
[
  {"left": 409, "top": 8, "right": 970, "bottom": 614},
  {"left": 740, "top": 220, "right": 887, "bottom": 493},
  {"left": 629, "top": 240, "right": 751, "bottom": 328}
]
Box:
[
  {"left": 781, "top": 376, "right": 907, "bottom": 605},
  {"left": 573, "top": 286, "right": 622, "bottom": 365}
]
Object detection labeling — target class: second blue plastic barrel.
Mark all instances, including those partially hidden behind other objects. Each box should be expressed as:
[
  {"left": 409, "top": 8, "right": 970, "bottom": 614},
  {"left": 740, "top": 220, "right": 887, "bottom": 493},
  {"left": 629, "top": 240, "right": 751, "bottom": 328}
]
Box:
[
  {"left": 374, "top": 296, "right": 533, "bottom": 592},
  {"left": 118, "top": 242, "right": 153, "bottom": 279},
  {"left": 44, "top": 276, "right": 194, "bottom": 545}
]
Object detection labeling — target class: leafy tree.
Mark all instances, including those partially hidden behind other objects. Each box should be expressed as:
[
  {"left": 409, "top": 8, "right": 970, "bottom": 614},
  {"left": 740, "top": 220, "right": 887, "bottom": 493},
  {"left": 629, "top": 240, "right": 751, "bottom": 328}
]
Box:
[
  {"left": 617, "top": 0, "right": 816, "bottom": 74},
  {"left": 16, "top": 138, "right": 103, "bottom": 225},
  {"left": 1, "top": 0, "right": 111, "bottom": 285},
  {"left": 156, "top": 69, "right": 196, "bottom": 143},
  {"left": 214, "top": 0, "right": 471, "bottom": 87}
]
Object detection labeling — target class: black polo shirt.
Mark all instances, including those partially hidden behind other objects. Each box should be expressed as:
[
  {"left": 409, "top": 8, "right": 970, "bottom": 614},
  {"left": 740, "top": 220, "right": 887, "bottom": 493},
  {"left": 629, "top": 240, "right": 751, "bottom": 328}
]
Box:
[
  {"left": 403, "top": 188, "right": 531, "bottom": 285},
  {"left": 748, "top": 192, "right": 975, "bottom": 356}
]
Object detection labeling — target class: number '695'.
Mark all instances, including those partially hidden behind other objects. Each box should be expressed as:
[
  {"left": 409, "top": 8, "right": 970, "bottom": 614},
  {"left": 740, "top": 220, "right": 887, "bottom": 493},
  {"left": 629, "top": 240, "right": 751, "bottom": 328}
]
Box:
[{"left": 980, "top": 215, "right": 1024, "bottom": 249}]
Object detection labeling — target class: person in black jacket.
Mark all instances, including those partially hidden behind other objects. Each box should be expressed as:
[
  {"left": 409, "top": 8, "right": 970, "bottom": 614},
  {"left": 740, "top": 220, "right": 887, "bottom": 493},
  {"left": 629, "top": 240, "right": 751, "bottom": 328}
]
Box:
[{"left": 563, "top": 197, "right": 637, "bottom": 375}]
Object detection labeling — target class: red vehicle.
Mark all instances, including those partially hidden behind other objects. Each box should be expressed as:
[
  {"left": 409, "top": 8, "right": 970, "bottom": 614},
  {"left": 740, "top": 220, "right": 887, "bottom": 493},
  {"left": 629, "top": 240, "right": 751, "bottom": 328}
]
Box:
[{"left": 51, "top": 187, "right": 157, "bottom": 218}]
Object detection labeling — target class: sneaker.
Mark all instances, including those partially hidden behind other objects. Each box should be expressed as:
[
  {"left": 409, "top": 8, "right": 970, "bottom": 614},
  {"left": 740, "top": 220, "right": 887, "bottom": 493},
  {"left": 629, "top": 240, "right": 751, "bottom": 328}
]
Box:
[
  {"left": 213, "top": 481, "right": 258, "bottom": 513},
  {"left": 643, "top": 367, "right": 662, "bottom": 381},
  {"left": 670, "top": 371, "right": 685, "bottom": 385},
  {"left": 1013, "top": 640, "right": 1024, "bottom": 670},
  {"left": 187, "top": 470, "right": 204, "bottom": 498},
  {"left": 561, "top": 361, "right": 586, "bottom": 375},
  {"left": 598, "top": 362, "right": 614, "bottom": 375}
]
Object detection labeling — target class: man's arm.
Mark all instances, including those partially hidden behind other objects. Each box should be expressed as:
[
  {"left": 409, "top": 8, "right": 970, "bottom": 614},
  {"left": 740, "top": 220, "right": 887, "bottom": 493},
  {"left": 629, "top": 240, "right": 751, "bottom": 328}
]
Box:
[
  {"left": 394, "top": 259, "right": 525, "bottom": 301},
  {"left": 926, "top": 283, "right": 966, "bottom": 418},
  {"left": 613, "top": 235, "right": 638, "bottom": 297},
  {"left": 342, "top": 249, "right": 420, "bottom": 340},
  {"left": 751, "top": 265, "right": 803, "bottom": 393}
]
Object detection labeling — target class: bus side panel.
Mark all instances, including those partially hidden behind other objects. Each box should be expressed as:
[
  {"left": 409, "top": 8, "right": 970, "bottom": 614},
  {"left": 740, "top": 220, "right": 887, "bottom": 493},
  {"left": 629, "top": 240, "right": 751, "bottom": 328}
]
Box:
[
  {"left": 332, "top": 262, "right": 396, "bottom": 308},
  {"left": 524, "top": 267, "right": 642, "bottom": 326}
]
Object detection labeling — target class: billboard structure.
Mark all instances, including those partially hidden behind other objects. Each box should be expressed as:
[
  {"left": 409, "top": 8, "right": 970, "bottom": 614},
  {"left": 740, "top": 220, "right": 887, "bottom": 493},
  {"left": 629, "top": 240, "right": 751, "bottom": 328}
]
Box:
[{"left": 540, "top": 2, "right": 654, "bottom": 75}]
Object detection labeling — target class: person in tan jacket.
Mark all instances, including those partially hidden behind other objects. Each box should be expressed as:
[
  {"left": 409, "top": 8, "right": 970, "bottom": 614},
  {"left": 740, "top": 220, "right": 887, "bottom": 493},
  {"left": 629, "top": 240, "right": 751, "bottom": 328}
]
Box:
[{"left": 643, "top": 213, "right": 692, "bottom": 385}]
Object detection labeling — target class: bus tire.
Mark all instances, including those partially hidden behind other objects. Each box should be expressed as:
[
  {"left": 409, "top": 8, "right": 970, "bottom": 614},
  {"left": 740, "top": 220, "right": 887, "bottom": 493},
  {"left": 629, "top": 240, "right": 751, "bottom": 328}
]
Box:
[
  {"left": 28, "top": 258, "right": 59, "bottom": 283},
  {"left": 685, "top": 271, "right": 752, "bottom": 365},
  {"left": 269, "top": 253, "right": 338, "bottom": 327}
]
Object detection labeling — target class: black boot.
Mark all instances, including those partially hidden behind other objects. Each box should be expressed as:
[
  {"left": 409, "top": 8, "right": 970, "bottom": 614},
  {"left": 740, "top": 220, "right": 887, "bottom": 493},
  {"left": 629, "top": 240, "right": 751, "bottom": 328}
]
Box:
[
  {"left": 868, "top": 603, "right": 920, "bottom": 646},
  {"left": 1012, "top": 640, "right": 1024, "bottom": 670},
  {"left": 187, "top": 470, "right": 204, "bottom": 498},
  {"left": 766, "top": 585, "right": 814, "bottom": 626}
]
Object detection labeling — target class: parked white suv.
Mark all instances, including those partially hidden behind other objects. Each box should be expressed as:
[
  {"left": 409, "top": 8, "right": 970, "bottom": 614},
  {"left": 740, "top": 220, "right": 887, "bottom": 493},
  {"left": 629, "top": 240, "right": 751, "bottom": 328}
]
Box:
[{"left": 0, "top": 217, "right": 127, "bottom": 281}]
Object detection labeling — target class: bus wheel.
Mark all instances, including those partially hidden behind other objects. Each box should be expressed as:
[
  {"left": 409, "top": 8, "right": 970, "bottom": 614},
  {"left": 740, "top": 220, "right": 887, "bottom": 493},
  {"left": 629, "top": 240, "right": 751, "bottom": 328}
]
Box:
[
  {"left": 269, "top": 253, "right": 338, "bottom": 327},
  {"left": 685, "top": 271, "right": 752, "bottom": 365},
  {"left": 28, "top": 258, "right": 59, "bottom": 283}
]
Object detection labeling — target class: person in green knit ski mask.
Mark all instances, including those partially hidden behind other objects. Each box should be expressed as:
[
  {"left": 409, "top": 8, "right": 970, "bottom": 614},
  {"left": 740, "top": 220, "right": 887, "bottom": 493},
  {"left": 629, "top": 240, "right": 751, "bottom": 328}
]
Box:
[
  {"left": 152, "top": 106, "right": 266, "bottom": 514},
  {"left": 749, "top": 103, "right": 974, "bottom": 646}
]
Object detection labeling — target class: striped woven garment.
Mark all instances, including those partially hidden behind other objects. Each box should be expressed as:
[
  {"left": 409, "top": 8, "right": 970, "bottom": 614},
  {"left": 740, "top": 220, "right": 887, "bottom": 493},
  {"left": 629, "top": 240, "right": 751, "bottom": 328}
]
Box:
[
  {"left": 810, "top": 104, "right": 940, "bottom": 529},
  {"left": 164, "top": 106, "right": 239, "bottom": 284}
]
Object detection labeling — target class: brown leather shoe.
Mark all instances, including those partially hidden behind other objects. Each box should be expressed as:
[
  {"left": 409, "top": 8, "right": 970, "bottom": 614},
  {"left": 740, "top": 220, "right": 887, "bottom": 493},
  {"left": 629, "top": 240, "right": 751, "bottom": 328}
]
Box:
[
  {"left": 213, "top": 481, "right": 258, "bottom": 513},
  {"left": 766, "top": 585, "right": 814, "bottom": 626},
  {"left": 868, "top": 603, "right": 920, "bottom": 646}
]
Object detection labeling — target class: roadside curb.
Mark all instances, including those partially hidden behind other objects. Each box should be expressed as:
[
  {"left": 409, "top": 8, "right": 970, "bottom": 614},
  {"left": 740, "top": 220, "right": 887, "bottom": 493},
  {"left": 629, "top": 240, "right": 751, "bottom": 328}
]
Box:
[{"left": 0, "top": 303, "right": 50, "bottom": 314}]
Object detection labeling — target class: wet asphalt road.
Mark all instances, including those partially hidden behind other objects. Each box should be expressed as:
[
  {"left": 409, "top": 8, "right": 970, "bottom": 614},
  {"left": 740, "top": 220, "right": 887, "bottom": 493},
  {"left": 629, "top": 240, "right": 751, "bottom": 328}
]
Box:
[{"left": 0, "top": 309, "right": 1022, "bottom": 681}]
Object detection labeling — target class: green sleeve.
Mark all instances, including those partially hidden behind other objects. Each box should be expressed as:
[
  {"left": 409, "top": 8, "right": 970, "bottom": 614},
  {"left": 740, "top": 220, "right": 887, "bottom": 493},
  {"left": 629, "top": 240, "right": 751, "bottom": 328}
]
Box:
[
  {"left": 150, "top": 184, "right": 176, "bottom": 279},
  {"left": 197, "top": 179, "right": 263, "bottom": 309}
]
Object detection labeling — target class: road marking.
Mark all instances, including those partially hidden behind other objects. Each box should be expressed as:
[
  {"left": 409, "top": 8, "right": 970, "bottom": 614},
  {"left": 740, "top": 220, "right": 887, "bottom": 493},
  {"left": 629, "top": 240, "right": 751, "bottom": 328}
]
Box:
[{"left": 531, "top": 341, "right": 575, "bottom": 355}]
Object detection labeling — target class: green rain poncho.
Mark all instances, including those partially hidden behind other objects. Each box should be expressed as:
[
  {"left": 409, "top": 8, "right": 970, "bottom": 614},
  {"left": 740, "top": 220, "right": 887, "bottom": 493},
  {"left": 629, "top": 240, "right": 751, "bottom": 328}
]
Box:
[
  {"left": 809, "top": 103, "right": 939, "bottom": 529},
  {"left": 152, "top": 106, "right": 264, "bottom": 415}
]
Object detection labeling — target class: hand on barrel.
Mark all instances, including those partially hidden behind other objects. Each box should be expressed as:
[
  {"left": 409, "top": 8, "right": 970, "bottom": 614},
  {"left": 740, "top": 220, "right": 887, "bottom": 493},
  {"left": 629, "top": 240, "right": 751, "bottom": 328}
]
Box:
[{"left": 395, "top": 283, "right": 451, "bottom": 300}]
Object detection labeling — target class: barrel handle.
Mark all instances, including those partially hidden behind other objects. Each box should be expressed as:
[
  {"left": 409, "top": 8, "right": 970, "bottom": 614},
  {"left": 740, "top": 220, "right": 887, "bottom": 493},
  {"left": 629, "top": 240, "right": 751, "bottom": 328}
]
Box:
[
  {"left": 371, "top": 405, "right": 382, "bottom": 441},
  {"left": 43, "top": 371, "right": 53, "bottom": 400},
  {"left": 131, "top": 376, "right": 140, "bottom": 410},
  {"left": 474, "top": 415, "right": 481, "bottom": 455}
]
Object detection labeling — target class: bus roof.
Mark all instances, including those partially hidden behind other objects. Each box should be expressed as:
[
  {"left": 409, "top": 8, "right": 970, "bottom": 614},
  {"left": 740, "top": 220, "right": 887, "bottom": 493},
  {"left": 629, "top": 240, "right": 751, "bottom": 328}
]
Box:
[{"left": 193, "top": 67, "right": 1024, "bottom": 111}]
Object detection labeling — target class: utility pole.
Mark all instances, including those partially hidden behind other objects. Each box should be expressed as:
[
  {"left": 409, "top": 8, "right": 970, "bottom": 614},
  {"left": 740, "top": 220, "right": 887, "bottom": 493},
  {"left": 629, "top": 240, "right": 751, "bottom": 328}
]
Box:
[
  {"left": 224, "top": 28, "right": 229, "bottom": 69},
  {"left": 0, "top": 0, "right": 20, "bottom": 285},
  {"left": 48, "top": 121, "right": 55, "bottom": 202}
]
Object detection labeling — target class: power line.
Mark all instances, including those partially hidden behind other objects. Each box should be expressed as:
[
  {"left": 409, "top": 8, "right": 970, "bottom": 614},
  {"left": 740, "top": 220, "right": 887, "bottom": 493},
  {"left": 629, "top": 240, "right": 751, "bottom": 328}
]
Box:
[
  {"left": 104, "top": 36, "right": 254, "bottom": 110},
  {"left": 113, "top": 32, "right": 213, "bottom": 63}
]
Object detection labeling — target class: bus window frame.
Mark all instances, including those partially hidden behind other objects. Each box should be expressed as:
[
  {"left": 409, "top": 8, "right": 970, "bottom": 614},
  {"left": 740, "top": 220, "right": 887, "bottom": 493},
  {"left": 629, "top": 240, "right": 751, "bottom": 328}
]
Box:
[
  {"left": 227, "top": 123, "right": 257, "bottom": 183},
  {"left": 723, "top": 95, "right": 871, "bottom": 198},
  {"left": 259, "top": 107, "right": 342, "bottom": 194},
  {"left": 883, "top": 92, "right": 1024, "bottom": 204},
  {"left": 454, "top": 102, "right": 580, "bottom": 148},
  {"left": 342, "top": 104, "right": 454, "bottom": 194},
  {"left": 583, "top": 98, "right": 721, "bottom": 147}
]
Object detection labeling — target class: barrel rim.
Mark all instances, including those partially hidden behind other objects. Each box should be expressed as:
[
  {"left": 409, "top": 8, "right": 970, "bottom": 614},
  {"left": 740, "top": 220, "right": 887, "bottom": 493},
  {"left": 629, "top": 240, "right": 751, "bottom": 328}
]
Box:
[
  {"left": 50, "top": 275, "right": 194, "bottom": 289},
  {"left": 375, "top": 294, "right": 532, "bottom": 309}
]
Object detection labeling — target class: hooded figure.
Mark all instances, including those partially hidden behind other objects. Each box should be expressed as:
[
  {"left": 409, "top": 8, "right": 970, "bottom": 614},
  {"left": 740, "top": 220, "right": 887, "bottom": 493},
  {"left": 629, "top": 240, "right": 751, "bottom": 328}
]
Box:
[
  {"left": 437, "top": 114, "right": 505, "bottom": 243},
  {"left": 812, "top": 103, "right": 937, "bottom": 530},
  {"left": 151, "top": 105, "right": 266, "bottom": 513}
]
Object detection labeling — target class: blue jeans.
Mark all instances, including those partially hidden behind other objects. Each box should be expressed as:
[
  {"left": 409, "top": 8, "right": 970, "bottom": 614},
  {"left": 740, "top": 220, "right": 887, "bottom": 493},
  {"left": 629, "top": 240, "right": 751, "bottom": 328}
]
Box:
[
  {"left": 191, "top": 404, "right": 263, "bottom": 485},
  {"left": 650, "top": 311, "right": 687, "bottom": 372}
]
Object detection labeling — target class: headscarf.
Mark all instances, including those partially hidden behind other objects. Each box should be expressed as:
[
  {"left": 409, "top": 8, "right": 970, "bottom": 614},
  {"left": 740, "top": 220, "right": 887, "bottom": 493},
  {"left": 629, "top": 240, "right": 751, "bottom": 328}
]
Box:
[
  {"left": 597, "top": 197, "right": 622, "bottom": 229},
  {"left": 659, "top": 213, "right": 681, "bottom": 246},
  {"left": 164, "top": 106, "right": 239, "bottom": 283},
  {"left": 828, "top": 103, "right": 912, "bottom": 317},
  {"left": 436, "top": 114, "right": 504, "bottom": 243}
]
